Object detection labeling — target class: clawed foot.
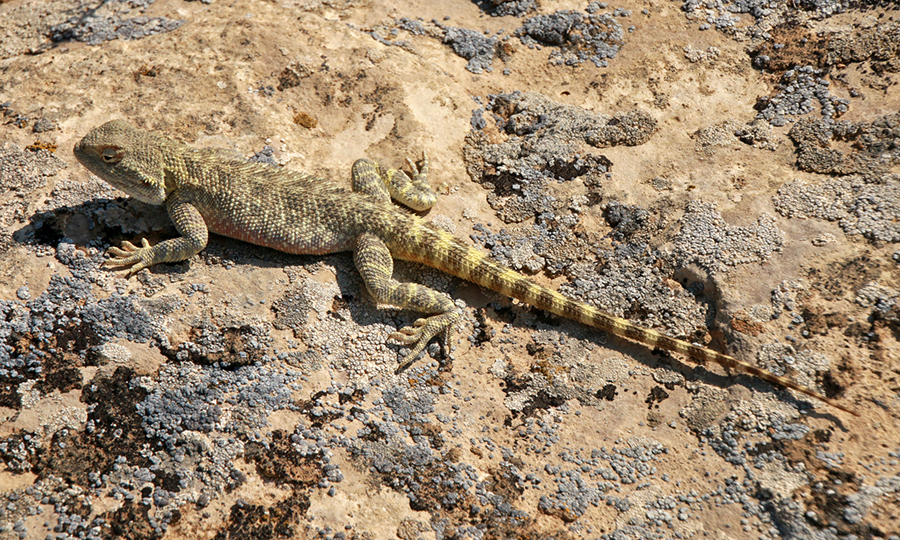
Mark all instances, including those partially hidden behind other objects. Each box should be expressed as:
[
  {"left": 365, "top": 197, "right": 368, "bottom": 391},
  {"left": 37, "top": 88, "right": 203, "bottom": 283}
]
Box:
[
  {"left": 390, "top": 310, "right": 459, "bottom": 372},
  {"left": 104, "top": 238, "right": 154, "bottom": 275},
  {"left": 392, "top": 152, "right": 435, "bottom": 212},
  {"left": 405, "top": 151, "right": 428, "bottom": 179}
]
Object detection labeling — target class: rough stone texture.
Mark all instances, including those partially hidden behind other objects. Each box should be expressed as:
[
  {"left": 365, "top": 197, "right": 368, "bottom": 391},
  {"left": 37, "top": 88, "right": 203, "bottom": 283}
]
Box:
[
  {"left": 788, "top": 113, "right": 900, "bottom": 178},
  {"left": 0, "top": 0, "right": 897, "bottom": 539}
]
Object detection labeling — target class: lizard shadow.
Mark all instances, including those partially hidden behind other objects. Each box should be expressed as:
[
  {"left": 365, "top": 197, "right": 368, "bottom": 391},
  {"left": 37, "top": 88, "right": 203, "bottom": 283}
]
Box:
[
  {"left": 508, "top": 308, "right": 851, "bottom": 427},
  {"left": 15, "top": 198, "right": 176, "bottom": 254}
]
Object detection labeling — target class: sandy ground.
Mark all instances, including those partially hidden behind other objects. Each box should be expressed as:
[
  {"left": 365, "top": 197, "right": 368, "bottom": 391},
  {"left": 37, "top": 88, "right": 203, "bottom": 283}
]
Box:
[{"left": 0, "top": 0, "right": 898, "bottom": 539}]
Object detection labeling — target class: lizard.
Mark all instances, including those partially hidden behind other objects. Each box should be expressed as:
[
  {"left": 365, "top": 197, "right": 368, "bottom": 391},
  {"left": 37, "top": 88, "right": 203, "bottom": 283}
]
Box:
[{"left": 74, "top": 119, "right": 858, "bottom": 416}]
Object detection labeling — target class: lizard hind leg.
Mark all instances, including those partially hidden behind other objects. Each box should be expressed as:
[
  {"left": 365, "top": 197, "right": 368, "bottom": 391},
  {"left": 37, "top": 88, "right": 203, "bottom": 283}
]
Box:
[
  {"left": 353, "top": 232, "right": 460, "bottom": 371},
  {"left": 351, "top": 154, "right": 437, "bottom": 211}
]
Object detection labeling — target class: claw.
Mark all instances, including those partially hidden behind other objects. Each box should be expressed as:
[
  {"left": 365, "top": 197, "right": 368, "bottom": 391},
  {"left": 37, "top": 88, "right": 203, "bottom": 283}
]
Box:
[
  {"left": 405, "top": 158, "right": 419, "bottom": 177},
  {"left": 104, "top": 237, "right": 153, "bottom": 275},
  {"left": 390, "top": 311, "right": 460, "bottom": 373},
  {"left": 405, "top": 152, "right": 428, "bottom": 178}
]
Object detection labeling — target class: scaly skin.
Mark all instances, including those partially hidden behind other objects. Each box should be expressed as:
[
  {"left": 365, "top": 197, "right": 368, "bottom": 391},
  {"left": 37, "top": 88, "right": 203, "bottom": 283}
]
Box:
[{"left": 74, "top": 120, "right": 858, "bottom": 416}]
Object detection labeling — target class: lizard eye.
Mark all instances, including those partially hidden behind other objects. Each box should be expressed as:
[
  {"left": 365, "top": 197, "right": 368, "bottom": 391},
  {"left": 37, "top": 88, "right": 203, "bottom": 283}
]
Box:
[{"left": 99, "top": 146, "right": 124, "bottom": 164}]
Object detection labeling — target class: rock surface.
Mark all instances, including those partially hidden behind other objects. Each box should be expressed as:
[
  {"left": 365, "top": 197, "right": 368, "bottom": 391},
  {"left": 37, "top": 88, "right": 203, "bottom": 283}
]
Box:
[{"left": 0, "top": 0, "right": 898, "bottom": 539}]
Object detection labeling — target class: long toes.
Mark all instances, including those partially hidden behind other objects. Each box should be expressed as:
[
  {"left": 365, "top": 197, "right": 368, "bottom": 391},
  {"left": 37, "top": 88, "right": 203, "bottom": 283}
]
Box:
[
  {"left": 107, "top": 240, "right": 142, "bottom": 258},
  {"left": 396, "top": 342, "right": 430, "bottom": 373},
  {"left": 126, "top": 262, "right": 149, "bottom": 276},
  {"left": 104, "top": 238, "right": 153, "bottom": 272},
  {"left": 391, "top": 311, "right": 460, "bottom": 372},
  {"left": 388, "top": 331, "right": 420, "bottom": 345},
  {"left": 394, "top": 325, "right": 421, "bottom": 336},
  {"left": 104, "top": 256, "right": 137, "bottom": 268},
  {"left": 390, "top": 319, "right": 428, "bottom": 338}
]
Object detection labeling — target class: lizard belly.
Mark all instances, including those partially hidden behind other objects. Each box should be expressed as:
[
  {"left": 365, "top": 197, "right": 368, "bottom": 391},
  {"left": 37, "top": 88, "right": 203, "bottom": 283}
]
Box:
[{"left": 204, "top": 211, "right": 355, "bottom": 255}]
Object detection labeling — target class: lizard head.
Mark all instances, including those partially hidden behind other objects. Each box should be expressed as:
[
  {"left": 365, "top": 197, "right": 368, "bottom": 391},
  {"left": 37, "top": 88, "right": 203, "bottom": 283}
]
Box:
[{"left": 74, "top": 120, "right": 170, "bottom": 205}]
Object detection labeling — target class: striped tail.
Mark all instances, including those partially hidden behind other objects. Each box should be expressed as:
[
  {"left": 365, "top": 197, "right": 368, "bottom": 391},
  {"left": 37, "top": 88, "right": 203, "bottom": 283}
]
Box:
[{"left": 395, "top": 223, "right": 857, "bottom": 416}]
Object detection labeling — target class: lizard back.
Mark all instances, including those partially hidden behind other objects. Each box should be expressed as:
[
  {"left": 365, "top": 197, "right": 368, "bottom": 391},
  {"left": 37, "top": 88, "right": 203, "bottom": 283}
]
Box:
[{"left": 175, "top": 150, "right": 403, "bottom": 255}]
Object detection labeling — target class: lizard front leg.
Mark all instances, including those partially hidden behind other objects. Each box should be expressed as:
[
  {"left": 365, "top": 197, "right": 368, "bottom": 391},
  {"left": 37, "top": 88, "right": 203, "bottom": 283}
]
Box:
[
  {"left": 354, "top": 232, "right": 460, "bottom": 371},
  {"left": 351, "top": 154, "right": 437, "bottom": 211},
  {"left": 105, "top": 192, "right": 209, "bottom": 274}
]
